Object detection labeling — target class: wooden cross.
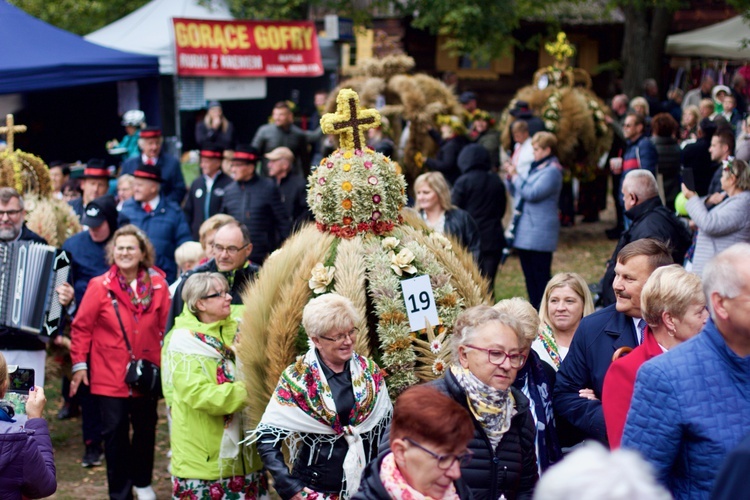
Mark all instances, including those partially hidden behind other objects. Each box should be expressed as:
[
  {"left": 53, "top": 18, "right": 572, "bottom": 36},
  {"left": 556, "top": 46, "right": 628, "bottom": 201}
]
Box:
[
  {"left": 321, "top": 89, "right": 380, "bottom": 151},
  {"left": 0, "top": 114, "right": 27, "bottom": 154}
]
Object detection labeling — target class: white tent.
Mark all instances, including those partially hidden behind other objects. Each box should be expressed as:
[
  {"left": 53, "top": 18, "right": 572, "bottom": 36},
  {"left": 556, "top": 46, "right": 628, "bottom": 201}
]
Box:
[
  {"left": 666, "top": 15, "right": 750, "bottom": 60},
  {"left": 85, "top": 0, "right": 233, "bottom": 74}
]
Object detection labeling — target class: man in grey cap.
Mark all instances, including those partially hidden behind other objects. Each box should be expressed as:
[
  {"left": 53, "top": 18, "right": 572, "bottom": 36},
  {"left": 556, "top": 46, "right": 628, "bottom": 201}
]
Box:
[{"left": 266, "top": 146, "right": 310, "bottom": 229}]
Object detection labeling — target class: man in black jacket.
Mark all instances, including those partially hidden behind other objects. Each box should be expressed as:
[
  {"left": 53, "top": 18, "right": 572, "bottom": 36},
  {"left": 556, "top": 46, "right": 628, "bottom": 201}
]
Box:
[
  {"left": 681, "top": 118, "right": 717, "bottom": 196},
  {"left": 166, "top": 220, "right": 259, "bottom": 332},
  {"left": 220, "top": 144, "right": 291, "bottom": 264},
  {"left": 0, "top": 188, "right": 49, "bottom": 386},
  {"left": 599, "top": 170, "right": 691, "bottom": 307},
  {"left": 183, "top": 144, "right": 233, "bottom": 240}
]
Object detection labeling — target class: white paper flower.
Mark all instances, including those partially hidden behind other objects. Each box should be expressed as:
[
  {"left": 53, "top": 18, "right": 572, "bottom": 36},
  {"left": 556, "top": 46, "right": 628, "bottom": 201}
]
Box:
[
  {"left": 432, "top": 358, "right": 447, "bottom": 375},
  {"left": 430, "top": 339, "right": 442, "bottom": 354},
  {"left": 308, "top": 262, "right": 335, "bottom": 294},
  {"left": 429, "top": 232, "right": 452, "bottom": 251},
  {"left": 390, "top": 248, "right": 417, "bottom": 276},
  {"left": 381, "top": 236, "right": 400, "bottom": 251}
]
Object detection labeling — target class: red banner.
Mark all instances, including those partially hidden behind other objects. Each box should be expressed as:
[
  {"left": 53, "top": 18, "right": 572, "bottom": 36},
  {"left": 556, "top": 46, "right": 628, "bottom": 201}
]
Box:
[{"left": 173, "top": 18, "right": 324, "bottom": 77}]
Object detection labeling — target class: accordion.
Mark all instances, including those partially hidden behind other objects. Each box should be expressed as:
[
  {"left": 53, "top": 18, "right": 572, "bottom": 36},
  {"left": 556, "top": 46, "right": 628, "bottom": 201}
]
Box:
[{"left": 0, "top": 241, "right": 70, "bottom": 337}]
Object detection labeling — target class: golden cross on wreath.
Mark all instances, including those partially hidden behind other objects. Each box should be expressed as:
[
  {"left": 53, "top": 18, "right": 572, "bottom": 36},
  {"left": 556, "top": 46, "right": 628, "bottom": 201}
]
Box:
[
  {"left": 321, "top": 89, "right": 380, "bottom": 151},
  {"left": 0, "top": 114, "right": 27, "bottom": 154}
]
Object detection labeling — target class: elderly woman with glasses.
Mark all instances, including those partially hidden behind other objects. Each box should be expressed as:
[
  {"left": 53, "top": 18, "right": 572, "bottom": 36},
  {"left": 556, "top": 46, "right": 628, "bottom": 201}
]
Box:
[
  {"left": 253, "top": 293, "right": 392, "bottom": 500},
  {"left": 163, "top": 272, "right": 268, "bottom": 499},
  {"left": 427, "top": 305, "right": 538, "bottom": 499},
  {"left": 682, "top": 158, "right": 750, "bottom": 275},
  {"left": 353, "top": 385, "right": 475, "bottom": 499}
]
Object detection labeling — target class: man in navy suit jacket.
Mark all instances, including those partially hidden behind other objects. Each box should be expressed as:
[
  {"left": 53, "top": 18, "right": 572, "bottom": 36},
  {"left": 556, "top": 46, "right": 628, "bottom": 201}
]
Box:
[{"left": 553, "top": 238, "right": 673, "bottom": 445}]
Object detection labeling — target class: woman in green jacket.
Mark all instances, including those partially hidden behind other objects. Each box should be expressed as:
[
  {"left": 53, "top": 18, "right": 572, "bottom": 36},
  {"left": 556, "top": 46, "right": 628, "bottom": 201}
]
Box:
[{"left": 163, "top": 272, "right": 268, "bottom": 499}]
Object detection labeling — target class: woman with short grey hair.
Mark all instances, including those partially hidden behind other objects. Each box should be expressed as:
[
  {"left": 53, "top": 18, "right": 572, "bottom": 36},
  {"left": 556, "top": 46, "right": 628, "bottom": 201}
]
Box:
[
  {"left": 254, "top": 293, "right": 391, "bottom": 499},
  {"left": 432, "top": 304, "right": 538, "bottom": 499},
  {"left": 163, "top": 271, "right": 270, "bottom": 498}
]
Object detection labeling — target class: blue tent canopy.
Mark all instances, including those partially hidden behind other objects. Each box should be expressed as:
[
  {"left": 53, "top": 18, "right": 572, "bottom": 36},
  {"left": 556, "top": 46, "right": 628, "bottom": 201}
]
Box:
[{"left": 0, "top": 1, "right": 159, "bottom": 95}]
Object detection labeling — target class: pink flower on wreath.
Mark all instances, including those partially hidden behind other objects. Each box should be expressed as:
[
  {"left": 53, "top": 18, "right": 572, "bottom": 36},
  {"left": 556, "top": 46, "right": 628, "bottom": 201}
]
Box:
[
  {"left": 355, "top": 149, "right": 364, "bottom": 156},
  {"left": 228, "top": 475, "right": 245, "bottom": 493},
  {"left": 372, "top": 194, "right": 381, "bottom": 204},
  {"left": 327, "top": 162, "right": 334, "bottom": 169},
  {"left": 368, "top": 176, "right": 378, "bottom": 185},
  {"left": 209, "top": 483, "right": 225, "bottom": 500},
  {"left": 318, "top": 177, "right": 326, "bottom": 185},
  {"left": 372, "top": 210, "right": 382, "bottom": 221},
  {"left": 364, "top": 161, "right": 373, "bottom": 169}
]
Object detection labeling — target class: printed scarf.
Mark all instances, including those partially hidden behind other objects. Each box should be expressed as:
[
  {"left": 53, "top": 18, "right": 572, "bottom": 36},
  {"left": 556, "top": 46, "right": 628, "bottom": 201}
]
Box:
[
  {"left": 537, "top": 323, "right": 562, "bottom": 369},
  {"left": 115, "top": 265, "right": 152, "bottom": 312},
  {"left": 248, "top": 347, "right": 392, "bottom": 498},
  {"left": 450, "top": 365, "right": 513, "bottom": 450},
  {"left": 380, "top": 452, "right": 459, "bottom": 500},
  {"left": 513, "top": 350, "right": 562, "bottom": 472}
]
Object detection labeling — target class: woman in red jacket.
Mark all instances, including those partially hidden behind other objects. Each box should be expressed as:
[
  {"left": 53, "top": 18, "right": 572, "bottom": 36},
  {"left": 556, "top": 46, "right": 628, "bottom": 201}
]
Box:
[
  {"left": 602, "top": 265, "right": 708, "bottom": 448},
  {"left": 70, "top": 225, "right": 170, "bottom": 500}
]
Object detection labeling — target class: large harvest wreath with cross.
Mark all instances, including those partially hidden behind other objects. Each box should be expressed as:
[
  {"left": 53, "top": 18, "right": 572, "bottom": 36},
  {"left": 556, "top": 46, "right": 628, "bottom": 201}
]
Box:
[{"left": 238, "top": 89, "right": 489, "bottom": 423}]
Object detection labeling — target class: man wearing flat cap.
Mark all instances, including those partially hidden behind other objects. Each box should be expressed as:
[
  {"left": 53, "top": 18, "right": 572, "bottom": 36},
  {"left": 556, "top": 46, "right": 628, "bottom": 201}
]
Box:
[
  {"left": 120, "top": 126, "right": 187, "bottom": 205},
  {"left": 266, "top": 146, "right": 311, "bottom": 229},
  {"left": 68, "top": 159, "right": 112, "bottom": 221},
  {"left": 183, "top": 144, "right": 232, "bottom": 240},
  {"left": 119, "top": 163, "right": 192, "bottom": 282},
  {"left": 509, "top": 100, "right": 546, "bottom": 138},
  {"left": 220, "top": 144, "right": 291, "bottom": 264}
]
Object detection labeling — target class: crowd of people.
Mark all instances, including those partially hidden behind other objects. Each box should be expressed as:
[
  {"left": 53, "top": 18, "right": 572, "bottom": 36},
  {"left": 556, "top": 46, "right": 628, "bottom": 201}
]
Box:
[{"left": 0, "top": 72, "right": 749, "bottom": 500}]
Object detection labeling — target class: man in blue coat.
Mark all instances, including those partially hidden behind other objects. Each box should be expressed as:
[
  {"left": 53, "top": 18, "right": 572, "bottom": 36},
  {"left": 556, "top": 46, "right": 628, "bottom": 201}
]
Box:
[
  {"left": 623, "top": 243, "right": 750, "bottom": 498},
  {"left": 119, "top": 163, "right": 192, "bottom": 283},
  {"left": 553, "top": 238, "right": 672, "bottom": 445},
  {"left": 119, "top": 127, "right": 187, "bottom": 205}
]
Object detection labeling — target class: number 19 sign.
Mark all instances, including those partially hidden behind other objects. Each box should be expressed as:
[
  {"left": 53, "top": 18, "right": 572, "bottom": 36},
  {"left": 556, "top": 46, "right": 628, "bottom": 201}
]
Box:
[{"left": 400, "top": 275, "right": 440, "bottom": 332}]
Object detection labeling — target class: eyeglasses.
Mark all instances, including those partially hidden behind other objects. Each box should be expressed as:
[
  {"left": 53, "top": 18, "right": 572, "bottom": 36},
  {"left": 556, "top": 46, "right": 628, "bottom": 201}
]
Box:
[
  {"left": 0, "top": 209, "right": 23, "bottom": 218},
  {"left": 404, "top": 438, "right": 473, "bottom": 470},
  {"left": 319, "top": 327, "right": 358, "bottom": 344},
  {"left": 202, "top": 290, "right": 230, "bottom": 300},
  {"left": 115, "top": 246, "right": 139, "bottom": 253},
  {"left": 212, "top": 243, "right": 248, "bottom": 256},
  {"left": 463, "top": 344, "right": 526, "bottom": 368}
]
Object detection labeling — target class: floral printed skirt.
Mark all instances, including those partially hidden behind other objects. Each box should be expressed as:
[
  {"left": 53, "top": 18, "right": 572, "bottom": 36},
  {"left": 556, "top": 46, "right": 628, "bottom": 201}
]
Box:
[{"left": 172, "top": 472, "right": 269, "bottom": 500}]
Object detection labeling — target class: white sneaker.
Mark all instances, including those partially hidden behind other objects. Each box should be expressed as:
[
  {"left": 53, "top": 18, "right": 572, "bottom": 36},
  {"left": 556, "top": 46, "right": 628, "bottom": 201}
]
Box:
[{"left": 134, "top": 485, "right": 157, "bottom": 500}]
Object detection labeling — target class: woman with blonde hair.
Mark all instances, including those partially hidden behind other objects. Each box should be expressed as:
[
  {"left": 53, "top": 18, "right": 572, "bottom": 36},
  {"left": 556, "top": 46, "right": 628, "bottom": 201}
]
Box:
[
  {"left": 533, "top": 273, "right": 595, "bottom": 370},
  {"left": 414, "top": 171, "right": 480, "bottom": 262},
  {"left": 602, "top": 265, "right": 708, "bottom": 448},
  {"left": 196, "top": 101, "right": 234, "bottom": 150}
]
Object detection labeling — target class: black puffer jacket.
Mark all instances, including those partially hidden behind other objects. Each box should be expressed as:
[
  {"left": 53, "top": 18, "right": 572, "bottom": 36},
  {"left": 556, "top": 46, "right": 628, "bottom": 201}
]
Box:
[
  {"left": 352, "top": 452, "right": 474, "bottom": 500},
  {"left": 599, "top": 196, "right": 692, "bottom": 306},
  {"left": 428, "top": 372, "right": 538, "bottom": 500}
]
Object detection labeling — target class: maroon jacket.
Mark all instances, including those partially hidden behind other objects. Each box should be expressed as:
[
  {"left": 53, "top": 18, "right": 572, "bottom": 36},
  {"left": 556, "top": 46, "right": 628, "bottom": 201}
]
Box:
[{"left": 0, "top": 417, "right": 57, "bottom": 499}]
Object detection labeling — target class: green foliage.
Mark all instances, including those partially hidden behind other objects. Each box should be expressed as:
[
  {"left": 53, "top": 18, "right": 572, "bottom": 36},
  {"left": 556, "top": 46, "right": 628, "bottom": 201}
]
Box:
[{"left": 8, "top": 0, "right": 150, "bottom": 35}]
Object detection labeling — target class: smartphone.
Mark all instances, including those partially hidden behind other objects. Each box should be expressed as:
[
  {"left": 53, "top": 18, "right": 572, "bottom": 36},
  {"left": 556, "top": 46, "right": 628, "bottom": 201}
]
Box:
[
  {"left": 6, "top": 367, "right": 34, "bottom": 415},
  {"left": 681, "top": 167, "right": 696, "bottom": 192},
  {"left": 8, "top": 367, "right": 35, "bottom": 395}
]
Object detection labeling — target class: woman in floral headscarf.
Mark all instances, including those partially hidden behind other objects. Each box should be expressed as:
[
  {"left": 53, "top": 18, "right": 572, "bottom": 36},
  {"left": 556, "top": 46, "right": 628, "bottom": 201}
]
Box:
[
  {"left": 164, "top": 272, "right": 268, "bottom": 499},
  {"left": 253, "top": 293, "right": 392, "bottom": 500}
]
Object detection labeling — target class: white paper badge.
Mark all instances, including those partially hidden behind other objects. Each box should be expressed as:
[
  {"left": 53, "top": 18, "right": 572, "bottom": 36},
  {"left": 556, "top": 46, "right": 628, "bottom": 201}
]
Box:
[
  {"left": 195, "top": 188, "right": 204, "bottom": 198},
  {"left": 400, "top": 275, "right": 440, "bottom": 332}
]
